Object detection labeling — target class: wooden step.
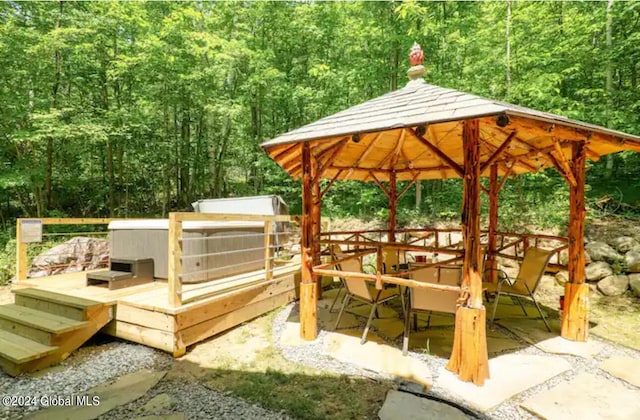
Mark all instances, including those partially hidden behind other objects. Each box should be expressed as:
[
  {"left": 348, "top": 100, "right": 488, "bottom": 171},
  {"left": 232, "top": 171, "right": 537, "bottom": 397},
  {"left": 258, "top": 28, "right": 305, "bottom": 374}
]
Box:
[
  {"left": 0, "top": 329, "right": 57, "bottom": 364},
  {"left": 14, "top": 288, "right": 106, "bottom": 321},
  {"left": 0, "top": 305, "right": 89, "bottom": 344}
]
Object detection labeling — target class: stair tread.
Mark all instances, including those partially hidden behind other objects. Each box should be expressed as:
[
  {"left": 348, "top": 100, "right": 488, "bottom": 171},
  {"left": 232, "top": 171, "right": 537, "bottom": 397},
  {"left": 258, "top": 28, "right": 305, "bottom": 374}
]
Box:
[
  {"left": 0, "top": 329, "right": 57, "bottom": 363},
  {"left": 13, "top": 288, "right": 105, "bottom": 309},
  {"left": 0, "top": 305, "right": 89, "bottom": 334}
]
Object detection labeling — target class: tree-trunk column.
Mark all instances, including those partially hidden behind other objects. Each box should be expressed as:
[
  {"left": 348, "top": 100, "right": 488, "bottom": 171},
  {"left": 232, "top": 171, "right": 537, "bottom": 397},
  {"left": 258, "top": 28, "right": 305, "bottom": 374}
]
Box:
[
  {"left": 446, "top": 119, "right": 490, "bottom": 386},
  {"left": 389, "top": 170, "right": 397, "bottom": 243},
  {"left": 311, "top": 154, "right": 322, "bottom": 298},
  {"left": 300, "top": 142, "right": 318, "bottom": 340},
  {"left": 561, "top": 141, "right": 588, "bottom": 341},
  {"left": 486, "top": 164, "right": 500, "bottom": 283}
]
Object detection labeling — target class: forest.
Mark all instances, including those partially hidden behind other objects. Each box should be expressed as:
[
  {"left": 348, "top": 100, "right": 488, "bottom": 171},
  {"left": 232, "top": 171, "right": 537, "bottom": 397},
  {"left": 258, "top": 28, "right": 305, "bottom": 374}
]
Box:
[{"left": 1, "top": 1, "right": 640, "bottom": 279}]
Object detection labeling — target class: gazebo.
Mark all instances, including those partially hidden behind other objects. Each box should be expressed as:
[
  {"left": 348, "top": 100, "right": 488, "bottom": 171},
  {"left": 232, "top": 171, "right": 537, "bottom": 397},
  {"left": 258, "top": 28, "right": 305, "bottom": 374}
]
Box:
[{"left": 261, "top": 44, "right": 640, "bottom": 385}]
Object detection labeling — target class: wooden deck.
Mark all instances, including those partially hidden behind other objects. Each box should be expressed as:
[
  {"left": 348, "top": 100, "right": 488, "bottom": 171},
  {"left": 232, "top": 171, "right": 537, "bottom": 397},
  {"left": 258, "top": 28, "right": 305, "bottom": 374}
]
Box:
[{"left": 14, "top": 262, "right": 300, "bottom": 356}]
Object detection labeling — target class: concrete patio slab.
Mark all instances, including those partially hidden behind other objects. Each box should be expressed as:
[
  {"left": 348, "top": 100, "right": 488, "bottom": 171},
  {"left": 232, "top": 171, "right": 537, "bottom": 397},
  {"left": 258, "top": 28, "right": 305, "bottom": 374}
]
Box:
[
  {"left": 521, "top": 373, "right": 640, "bottom": 420},
  {"left": 599, "top": 355, "right": 640, "bottom": 388},
  {"left": 378, "top": 390, "right": 468, "bottom": 420},
  {"left": 498, "top": 318, "right": 602, "bottom": 358},
  {"left": 325, "top": 329, "right": 432, "bottom": 390},
  {"left": 415, "top": 312, "right": 455, "bottom": 328},
  {"left": 491, "top": 297, "right": 548, "bottom": 319},
  {"left": 349, "top": 303, "right": 399, "bottom": 319},
  {"left": 437, "top": 354, "right": 571, "bottom": 412}
]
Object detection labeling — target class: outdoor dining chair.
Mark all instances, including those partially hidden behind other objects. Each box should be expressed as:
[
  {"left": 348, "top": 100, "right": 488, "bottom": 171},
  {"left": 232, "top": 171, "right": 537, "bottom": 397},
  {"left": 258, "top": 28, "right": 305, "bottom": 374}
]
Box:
[
  {"left": 334, "top": 254, "right": 405, "bottom": 345},
  {"left": 483, "top": 247, "right": 554, "bottom": 332},
  {"left": 402, "top": 265, "right": 461, "bottom": 356}
]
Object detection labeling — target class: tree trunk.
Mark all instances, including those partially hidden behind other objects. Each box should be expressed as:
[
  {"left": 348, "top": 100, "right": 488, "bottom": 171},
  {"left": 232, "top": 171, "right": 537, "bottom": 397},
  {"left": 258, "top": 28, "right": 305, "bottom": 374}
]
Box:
[
  {"left": 505, "top": 0, "right": 512, "bottom": 98},
  {"left": 446, "top": 119, "right": 490, "bottom": 385}
]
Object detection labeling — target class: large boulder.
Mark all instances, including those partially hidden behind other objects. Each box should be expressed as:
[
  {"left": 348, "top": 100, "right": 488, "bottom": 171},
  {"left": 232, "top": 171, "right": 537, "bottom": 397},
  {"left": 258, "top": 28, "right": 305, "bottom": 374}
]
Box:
[
  {"left": 597, "top": 275, "right": 630, "bottom": 296},
  {"left": 586, "top": 261, "right": 614, "bottom": 282},
  {"left": 625, "top": 251, "right": 640, "bottom": 273},
  {"left": 559, "top": 249, "right": 591, "bottom": 266},
  {"left": 585, "top": 242, "right": 621, "bottom": 263},
  {"left": 629, "top": 274, "right": 640, "bottom": 298},
  {"left": 611, "top": 236, "right": 640, "bottom": 254},
  {"left": 29, "top": 237, "right": 109, "bottom": 277}
]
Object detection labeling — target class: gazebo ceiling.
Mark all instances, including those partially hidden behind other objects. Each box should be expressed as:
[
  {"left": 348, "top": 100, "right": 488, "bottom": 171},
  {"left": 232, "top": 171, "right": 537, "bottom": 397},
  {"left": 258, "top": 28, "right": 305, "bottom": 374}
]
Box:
[{"left": 262, "top": 70, "right": 640, "bottom": 184}]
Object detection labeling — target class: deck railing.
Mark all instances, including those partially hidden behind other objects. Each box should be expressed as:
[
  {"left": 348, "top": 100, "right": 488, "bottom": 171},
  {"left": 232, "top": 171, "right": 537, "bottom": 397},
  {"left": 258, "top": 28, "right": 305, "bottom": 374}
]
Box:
[
  {"left": 15, "top": 218, "right": 130, "bottom": 283},
  {"left": 319, "top": 227, "right": 569, "bottom": 274},
  {"left": 167, "top": 212, "right": 299, "bottom": 307}
]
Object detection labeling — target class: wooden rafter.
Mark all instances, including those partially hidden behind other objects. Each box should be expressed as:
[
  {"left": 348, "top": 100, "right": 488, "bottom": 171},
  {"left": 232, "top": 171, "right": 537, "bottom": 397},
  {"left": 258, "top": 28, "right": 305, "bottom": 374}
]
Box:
[
  {"left": 480, "top": 131, "right": 516, "bottom": 173},
  {"left": 319, "top": 170, "right": 343, "bottom": 201},
  {"left": 345, "top": 132, "right": 383, "bottom": 179},
  {"left": 314, "top": 138, "right": 348, "bottom": 182},
  {"left": 377, "top": 130, "right": 405, "bottom": 169},
  {"left": 369, "top": 171, "right": 390, "bottom": 199},
  {"left": 397, "top": 172, "right": 420, "bottom": 199},
  {"left": 271, "top": 143, "right": 299, "bottom": 162},
  {"left": 552, "top": 142, "right": 577, "bottom": 187},
  {"left": 406, "top": 127, "right": 464, "bottom": 177}
]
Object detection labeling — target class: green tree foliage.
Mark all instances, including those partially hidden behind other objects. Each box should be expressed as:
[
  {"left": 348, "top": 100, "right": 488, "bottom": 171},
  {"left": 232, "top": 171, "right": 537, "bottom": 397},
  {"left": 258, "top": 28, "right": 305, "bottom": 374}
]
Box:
[{"left": 1, "top": 0, "right": 639, "bottom": 231}]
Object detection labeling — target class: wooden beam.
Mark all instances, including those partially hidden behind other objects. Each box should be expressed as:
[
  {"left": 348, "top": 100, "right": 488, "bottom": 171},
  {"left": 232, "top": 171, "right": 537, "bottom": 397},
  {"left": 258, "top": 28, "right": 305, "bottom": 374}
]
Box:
[
  {"left": 311, "top": 153, "right": 322, "bottom": 298},
  {"left": 486, "top": 165, "right": 499, "bottom": 283},
  {"left": 481, "top": 131, "right": 516, "bottom": 173},
  {"left": 344, "top": 132, "right": 383, "bottom": 179},
  {"left": 314, "top": 138, "right": 349, "bottom": 181},
  {"left": 397, "top": 172, "right": 420, "bottom": 200},
  {"left": 264, "top": 221, "right": 273, "bottom": 281},
  {"left": 389, "top": 171, "right": 397, "bottom": 243},
  {"left": 552, "top": 142, "right": 577, "bottom": 187},
  {"left": 446, "top": 119, "right": 489, "bottom": 386},
  {"left": 370, "top": 171, "right": 391, "bottom": 200},
  {"left": 15, "top": 219, "right": 27, "bottom": 283},
  {"left": 497, "top": 164, "right": 514, "bottom": 191},
  {"left": 546, "top": 152, "right": 575, "bottom": 187},
  {"left": 271, "top": 143, "right": 299, "bottom": 164},
  {"left": 375, "top": 130, "right": 405, "bottom": 172},
  {"left": 300, "top": 142, "right": 317, "bottom": 340},
  {"left": 319, "top": 170, "right": 343, "bottom": 201},
  {"left": 389, "top": 130, "right": 406, "bottom": 167},
  {"left": 562, "top": 140, "right": 588, "bottom": 342},
  {"left": 168, "top": 213, "right": 183, "bottom": 307},
  {"left": 407, "top": 127, "right": 464, "bottom": 177}
]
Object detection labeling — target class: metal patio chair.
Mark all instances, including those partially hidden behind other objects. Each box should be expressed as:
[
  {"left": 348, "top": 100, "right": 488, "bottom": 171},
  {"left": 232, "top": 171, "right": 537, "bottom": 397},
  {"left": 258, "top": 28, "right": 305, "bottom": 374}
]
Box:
[
  {"left": 483, "top": 247, "right": 554, "bottom": 332},
  {"left": 334, "top": 255, "right": 405, "bottom": 344}
]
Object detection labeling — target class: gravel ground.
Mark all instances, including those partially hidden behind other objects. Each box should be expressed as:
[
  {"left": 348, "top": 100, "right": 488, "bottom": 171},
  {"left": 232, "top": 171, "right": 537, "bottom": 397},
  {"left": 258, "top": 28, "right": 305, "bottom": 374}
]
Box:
[
  {"left": 273, "top": 301, "right": 640, "bottom": 420},
  {"left": 0, "top": 338, "right": 290, "bottom": 420}
]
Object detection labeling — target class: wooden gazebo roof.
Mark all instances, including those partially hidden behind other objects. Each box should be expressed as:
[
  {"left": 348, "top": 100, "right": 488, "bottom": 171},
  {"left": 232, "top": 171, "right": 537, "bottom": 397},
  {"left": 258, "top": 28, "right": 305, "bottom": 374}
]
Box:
[{"left": 262, "top": 76, "right": 640, "bottom": 182}]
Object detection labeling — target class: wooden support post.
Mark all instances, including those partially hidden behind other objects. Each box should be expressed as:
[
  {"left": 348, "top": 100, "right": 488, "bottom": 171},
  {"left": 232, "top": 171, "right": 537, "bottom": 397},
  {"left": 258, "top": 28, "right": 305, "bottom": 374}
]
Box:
[
  {"left": 446, "top": 119, "right": 490, "bottom": 386},
  {"left": 486, "top": 165, "right": 499, "bottom": 283},
  {"left": 389, "top": 170, "right": 397, "bottom": 243},
  {"left": 562, "top": 141, "right": 588, "bottom": 341},
  {"left": 311, "top": 154, "right": 322, "bottom": 298},
  {"left": 15, "top": 219, "right": 28, "bottom": 283},
  {"left": 300, "top": 143, "right": 318, "bottom": 340},
  {"left": 264, "top": 221, "right": 273, "bottom": 281},
  {"left": 168, "top": 213, "right": 183, "bottom": 307}
]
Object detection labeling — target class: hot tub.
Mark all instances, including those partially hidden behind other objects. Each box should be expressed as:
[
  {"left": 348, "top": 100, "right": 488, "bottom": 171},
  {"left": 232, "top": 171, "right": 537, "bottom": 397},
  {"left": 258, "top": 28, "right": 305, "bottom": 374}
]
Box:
[{"left": 108, "top": 220, "right": 266, "bottom": 283}]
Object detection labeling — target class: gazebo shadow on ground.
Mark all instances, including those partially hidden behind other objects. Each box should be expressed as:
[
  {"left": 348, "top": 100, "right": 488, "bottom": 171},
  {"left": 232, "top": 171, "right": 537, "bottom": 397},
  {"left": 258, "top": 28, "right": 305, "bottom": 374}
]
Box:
[{"left": 285, "top": 287, "right": 602, "bottom": 364}]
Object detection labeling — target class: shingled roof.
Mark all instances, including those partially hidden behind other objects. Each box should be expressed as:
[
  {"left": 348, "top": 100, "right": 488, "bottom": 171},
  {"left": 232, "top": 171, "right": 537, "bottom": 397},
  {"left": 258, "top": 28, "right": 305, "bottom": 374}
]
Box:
[{"left": 262, "top": 62, "right": 640, "bottom": 183}]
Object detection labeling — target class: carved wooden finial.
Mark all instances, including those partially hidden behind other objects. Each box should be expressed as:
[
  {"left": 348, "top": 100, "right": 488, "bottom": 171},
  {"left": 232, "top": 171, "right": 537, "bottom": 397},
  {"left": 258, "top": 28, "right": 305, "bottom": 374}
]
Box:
[
  {"left": 407, "top": 42, "right": 426, "bottom": 81},
  {"left": 409, "top": 42, "right": 424, "bottom": 66}
]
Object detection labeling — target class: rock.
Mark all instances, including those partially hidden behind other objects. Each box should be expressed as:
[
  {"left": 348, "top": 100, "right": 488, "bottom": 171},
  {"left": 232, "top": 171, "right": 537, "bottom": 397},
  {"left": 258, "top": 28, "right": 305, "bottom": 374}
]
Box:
[
  {"left": 625, "top": 251, "right": 640, "bottom": 273},
  {"left": 585, "top": 261, "right": 613, "bottom": 282},
  {"left": 29, "top": 236, "right": 109, "bottom": 277},
  {"left": 611, "top": 236, "right": 640, "bottom": 254},
  {"left": 521, "top": 373, "right": 640, "bottom": 420},
  {"left": 378, "top": 390, "right": 468, "bottom": 420},
  {"left": 585, "top": 242, "right": 620, "bottom": 263},
  {"left": 555, "top": 271, "right": 569, "bottom": 286},
  {"left": 629, "top": 274, "right": 640, "bottom": 297},
  {"left": 597, "top": 275, "right": 629, "bottom": 296},
  {"left": 24, "top": 370, "right": 167, "bottom": 420},
  {"left": 438, "top": 354, "right": 571, "bottom": 412},
  {"left": 142, "top": 393, "right": 177, "bottom": 413},
  {"left": 599, "top": 356, "right": 640, "bottom": 388}
]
